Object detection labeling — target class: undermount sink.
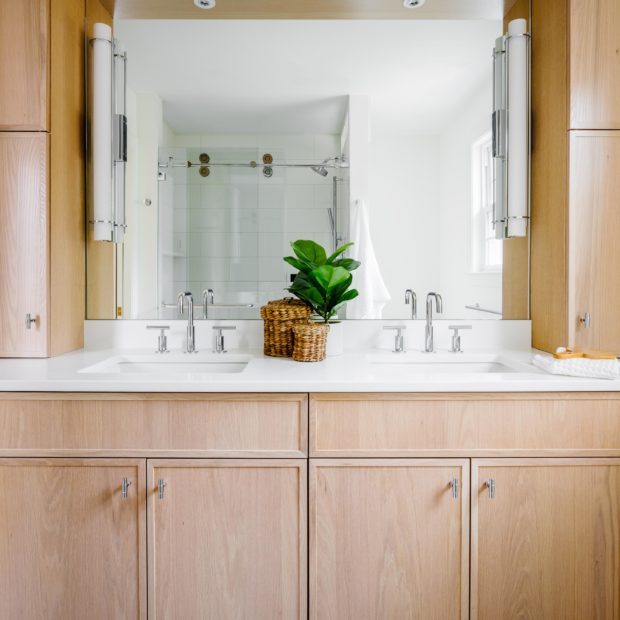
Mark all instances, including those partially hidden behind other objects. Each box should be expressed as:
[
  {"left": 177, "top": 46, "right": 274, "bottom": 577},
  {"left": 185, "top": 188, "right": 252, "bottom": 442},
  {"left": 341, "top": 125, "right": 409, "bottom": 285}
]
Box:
[
  {"left": 366, "top": 353, "right": 531, "bottom": 374},
  {"left": 80, "top": 353, "right": 252, "bottom": 375}
]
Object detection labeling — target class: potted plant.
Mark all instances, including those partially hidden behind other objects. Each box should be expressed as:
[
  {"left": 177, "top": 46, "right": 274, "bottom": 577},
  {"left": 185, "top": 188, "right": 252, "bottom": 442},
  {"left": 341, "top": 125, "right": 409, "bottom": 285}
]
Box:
[{"left": 284, "top": 240, "right": 360, "bottom": 357}]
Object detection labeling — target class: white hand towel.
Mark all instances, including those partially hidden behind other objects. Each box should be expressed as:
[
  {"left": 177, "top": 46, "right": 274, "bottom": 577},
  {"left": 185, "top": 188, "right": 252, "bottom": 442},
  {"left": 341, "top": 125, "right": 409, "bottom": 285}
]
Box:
[
  {"left": 533, "top": 354, "right": 620, "bottom": 380},
  {"left": 346, "top": 199, "right": 391, "bottom": 319}
]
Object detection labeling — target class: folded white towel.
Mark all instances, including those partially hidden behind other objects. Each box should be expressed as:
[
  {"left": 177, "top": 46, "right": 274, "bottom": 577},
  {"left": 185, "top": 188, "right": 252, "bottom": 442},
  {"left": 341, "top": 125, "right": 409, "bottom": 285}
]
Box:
[{"left": 533, "top": 354, "right": 620, "bottom": 380}]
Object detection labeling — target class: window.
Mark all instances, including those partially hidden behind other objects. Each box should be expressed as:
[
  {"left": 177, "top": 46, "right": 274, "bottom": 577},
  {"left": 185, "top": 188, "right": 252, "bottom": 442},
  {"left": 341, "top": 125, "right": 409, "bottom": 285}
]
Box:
[{"left": 471, "top": 131, "right": 502, "bottom": 273}]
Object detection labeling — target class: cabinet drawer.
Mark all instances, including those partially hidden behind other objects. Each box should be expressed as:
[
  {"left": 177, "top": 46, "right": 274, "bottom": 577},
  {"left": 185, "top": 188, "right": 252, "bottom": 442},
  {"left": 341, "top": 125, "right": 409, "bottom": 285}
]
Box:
[
  {"left": 310, "top": 393, "right": 620, "bottom": 457},
  {"left": 0, "top": 393, "right": 307, "bottom": 457}
]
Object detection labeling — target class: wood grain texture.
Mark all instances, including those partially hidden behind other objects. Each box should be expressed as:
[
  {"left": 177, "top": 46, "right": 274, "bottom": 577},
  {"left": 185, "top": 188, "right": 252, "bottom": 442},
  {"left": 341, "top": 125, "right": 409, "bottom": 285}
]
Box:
[
  {"left": 568, "top": 131, "right": 620, "bottom": 354},
  {"left": 471, "top": 458, "right": 620, "bottom": 619},
  {"left": 0, "top": 393, "right": 308, "bottom": 456},
  {"left": 0, "top": 0, "right": 49, "bottom": 130},
  {"left": 570, "top": 0, "right": 620, "bottom": 129},
  {"left": 113, "top": 0, "right": 499, "bottom": 20},
  {"left": 310, "top": 459, "right": 469, "bottom": 620},
  {"left": 86, "top": 0, "right": 117, "bottom": 320},
  {"left": 148, "top": 459, "right": 307, "bottom": 619},
  {"left": 0, "top": 133, "right": 49, "bottom": 357},
  {"left": 530, "top": 0, "right": 569, "bottom": 352},
  {"left": 0, "top": 458, "right": 146, "bottom": 619},
  {"left": 49, "top": 0, "right": 86, "bottom": 355},
  {"left": 310, "top": 393, "right": 620, "bottom": 457}
]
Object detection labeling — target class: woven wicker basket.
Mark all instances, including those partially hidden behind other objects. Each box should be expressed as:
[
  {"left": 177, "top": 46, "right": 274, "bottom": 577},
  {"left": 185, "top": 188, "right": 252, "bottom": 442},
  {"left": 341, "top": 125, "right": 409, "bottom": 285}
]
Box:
[
  {"left": 292, "top": 323, "right": 330, "bottom": 362},
  {"left": 260, "top": 298, "right": 312, "bottom": 357}
]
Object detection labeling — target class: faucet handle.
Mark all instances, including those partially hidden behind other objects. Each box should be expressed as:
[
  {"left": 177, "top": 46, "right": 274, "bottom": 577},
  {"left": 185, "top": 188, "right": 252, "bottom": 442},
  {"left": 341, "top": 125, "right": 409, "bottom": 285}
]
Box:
[
  {"left": 448, "top": 325, "right": 472, "bottom": 353},
  {"left": 147, "top": 325, "right": 171, "bottom": 353},
  {"left": 384, "top": 325, "right": 406, "bottom": 353},
  {"left": 212, "top": 325, "right": 236, "bottom": 353}
]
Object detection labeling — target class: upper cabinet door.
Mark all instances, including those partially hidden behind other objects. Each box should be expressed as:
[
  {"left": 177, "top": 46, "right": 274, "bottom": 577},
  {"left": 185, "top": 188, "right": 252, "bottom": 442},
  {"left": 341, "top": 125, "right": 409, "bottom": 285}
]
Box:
[
  {"left": 569, "top": 131, "right": 620, "bottom": 353},
  {"left": 0, "top": 458, "right": 146, "bottom": 619},
  {"left": 148, "top": 459, "right": 307, "bottom": 620},
  {"left": 570, "top": 0, "right": 620, "bottom": 129},
  {"left": 0, "top": 133, "right": 49, "bottom": 357},
  {"left": 471, "top": 458, "right": 620, "bottom": 620},
  {"left": 0, "top": 0, "right": 49, "bottom": 130},
  {"left": 311, "top": 459, "right": 470, "bottom": 620}
]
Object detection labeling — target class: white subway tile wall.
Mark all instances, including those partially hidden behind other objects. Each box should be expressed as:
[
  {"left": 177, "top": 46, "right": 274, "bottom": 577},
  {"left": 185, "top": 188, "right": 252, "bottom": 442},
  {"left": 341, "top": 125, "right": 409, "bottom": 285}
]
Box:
[{"left": 158, "top": 133, "right": 347, "bottom": 319}]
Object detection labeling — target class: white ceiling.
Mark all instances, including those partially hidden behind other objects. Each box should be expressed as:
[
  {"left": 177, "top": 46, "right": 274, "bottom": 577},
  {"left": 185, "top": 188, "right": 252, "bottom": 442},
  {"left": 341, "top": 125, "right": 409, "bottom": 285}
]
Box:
[{"left": 115, "top": 19, "right": 502, "bottom": 135}]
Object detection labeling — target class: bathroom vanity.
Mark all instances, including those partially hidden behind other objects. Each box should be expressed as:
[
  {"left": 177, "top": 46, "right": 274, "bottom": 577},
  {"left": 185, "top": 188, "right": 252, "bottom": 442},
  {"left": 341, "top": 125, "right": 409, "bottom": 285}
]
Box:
[{"left": 1, "top": 356, "right": 619, "bottom": 620}]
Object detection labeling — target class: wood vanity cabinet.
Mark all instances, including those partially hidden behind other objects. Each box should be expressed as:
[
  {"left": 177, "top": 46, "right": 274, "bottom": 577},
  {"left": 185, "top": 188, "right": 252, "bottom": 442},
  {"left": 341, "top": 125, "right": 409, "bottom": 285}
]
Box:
[
  {"left": 148, "top": 459, "right": 307, "bottom": 620},
  {"left": 0, "top": 458, "right": 146, "bottom": 619},
  {"left": 471, "top": 458, "right": 620, "bottom": 620},
  {"left": 0, "top": 0, "right": 49, "bottom": 131},
  {"left": 569, "top": 132, "right": 620, "bottom": 353},
  {"left": 0, "top": 0, "right": 87, "bottom": 357},
  {"left": 310, "top": 459, "right": 470, "bottom": 620}
]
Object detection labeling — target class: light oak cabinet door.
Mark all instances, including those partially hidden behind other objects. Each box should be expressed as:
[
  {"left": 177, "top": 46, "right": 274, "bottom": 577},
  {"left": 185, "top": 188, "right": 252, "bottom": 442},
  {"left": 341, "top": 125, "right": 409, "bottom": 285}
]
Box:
[
  {"left": 0, "top": 133, "right": 49, "bottom": 356},
  {"left": 0, "top": 458, "right": 146, "bottom": 619},
  {"left": 570, "top": 0, "right": 620, "bottom": 129},
  {"left": 569, "top": 132, "right": 620, "bottom": 352},
  {"left": 148, "top": 459, "right": 307, "bottom": 620},
  {"left": 0, "top": 0, "right": 48, "bottom": 130},
  {"left": 472, "top": 458, "right": 620, "bottom": 619},
  {"left": 310, "top": 459, "right": 470, "bottom": 620}
]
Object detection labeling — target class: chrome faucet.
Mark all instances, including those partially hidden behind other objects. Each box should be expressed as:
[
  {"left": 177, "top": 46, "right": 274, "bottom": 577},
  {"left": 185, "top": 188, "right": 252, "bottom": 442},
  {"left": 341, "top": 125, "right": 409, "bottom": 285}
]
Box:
[
  {"left": 405, "top": 289, "right": 417, "bottom": 320},
  {"left": 213, "top": 325, "right": 236, "bottom": 353},
  {"left": 177, "top": 291, "right": 197, "bottom": 353},
  {"left": 384, "top": 325, "right": 406, "bottom": 353},
  {"left": 425, "top": 292, "right": 443, "bottom": 353},
  {"left": 202, "top": 288, "right": 214, "bottom": 319}
]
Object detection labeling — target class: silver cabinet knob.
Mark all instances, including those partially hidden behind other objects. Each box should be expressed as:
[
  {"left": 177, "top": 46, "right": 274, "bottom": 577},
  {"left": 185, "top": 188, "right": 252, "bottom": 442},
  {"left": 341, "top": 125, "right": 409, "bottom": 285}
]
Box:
[
  {"left": 158, "top": 479, "right": 167, "bottom": 499},
  {"left": 485, "top": 479, "right": 495, "bottom": 499},
  {"left": 121, "top": 478, "right": 132, "bottom": 499},
  {"left": 25, "top": 313, "right": 37, "bottom": 329},
  {"left": 579, "top": 313, "right": 591, "bottom": 329},
  {"left": 449, "top": 478, "right": 459, "bottom": 499}
]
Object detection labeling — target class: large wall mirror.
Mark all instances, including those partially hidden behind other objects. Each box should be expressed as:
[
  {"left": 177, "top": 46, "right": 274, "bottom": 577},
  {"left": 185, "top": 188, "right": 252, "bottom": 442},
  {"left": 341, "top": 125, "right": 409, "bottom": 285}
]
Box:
[{"left": 86, "top": 0, "right": 530, "bottom": 321}]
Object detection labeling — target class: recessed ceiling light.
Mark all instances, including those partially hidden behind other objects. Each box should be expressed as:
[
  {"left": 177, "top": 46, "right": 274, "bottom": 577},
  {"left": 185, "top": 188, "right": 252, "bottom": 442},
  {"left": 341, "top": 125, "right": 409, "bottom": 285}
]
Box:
[
  {"left": 403, "top": 0, "right": 426, "bottom": 8},
  {"left": 194, "top": 0, "right": 216, "bottom": 8}
]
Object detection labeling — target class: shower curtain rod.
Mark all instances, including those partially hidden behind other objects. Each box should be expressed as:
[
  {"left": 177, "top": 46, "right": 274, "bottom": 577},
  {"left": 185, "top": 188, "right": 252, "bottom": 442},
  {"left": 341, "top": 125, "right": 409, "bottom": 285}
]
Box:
[{"left": 158, "top": 160, "right": 347, "bottom": 170}]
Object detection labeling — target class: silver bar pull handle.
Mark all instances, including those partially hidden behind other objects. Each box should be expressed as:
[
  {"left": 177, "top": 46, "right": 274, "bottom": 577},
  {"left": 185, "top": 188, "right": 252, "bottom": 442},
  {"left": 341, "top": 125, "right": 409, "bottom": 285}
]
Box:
[
  {"left": 25, "top": 313, "right": 37, "bottom": 329},
  {"left": 485, "top": 479, "right": 496, "bottom": 499},
  {"left": 121, "top": 478, "right": 132, "bottom": 499},
  {"left": 449, "top": 478, "right": 459, "bottom": 499},
  {"left": 579, "top": 313, "right": 591, "bottom": 329},
  {"left": 158, "top": 479, "right": 167, "bottom": 500}
]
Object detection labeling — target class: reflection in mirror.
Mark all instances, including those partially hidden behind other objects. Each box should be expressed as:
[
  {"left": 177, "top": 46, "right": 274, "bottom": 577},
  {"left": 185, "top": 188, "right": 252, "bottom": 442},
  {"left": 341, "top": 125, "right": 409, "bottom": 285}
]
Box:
[{"left": 87, "top": 9, "right": 530, "bottom": 321}]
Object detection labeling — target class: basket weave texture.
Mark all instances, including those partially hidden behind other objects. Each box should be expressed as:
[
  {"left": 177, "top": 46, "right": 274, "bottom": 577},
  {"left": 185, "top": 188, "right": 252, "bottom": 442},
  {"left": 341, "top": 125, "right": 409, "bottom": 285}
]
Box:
[
  {"left": 260, "top": 299, "right": 312, "bottom": 357},
  {"left": 292, "top": 323, "right": 330, "bottom": 362}
]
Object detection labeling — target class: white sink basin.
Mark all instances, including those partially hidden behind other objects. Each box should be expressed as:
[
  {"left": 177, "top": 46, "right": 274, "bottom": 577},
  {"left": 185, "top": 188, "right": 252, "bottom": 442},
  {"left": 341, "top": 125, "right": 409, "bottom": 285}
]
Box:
[
  {"left": 80, "top": 353, "right": 252, "bottom": 375},
  {"left": 367, "top": 353, "right": 532, "bottom": 374}
]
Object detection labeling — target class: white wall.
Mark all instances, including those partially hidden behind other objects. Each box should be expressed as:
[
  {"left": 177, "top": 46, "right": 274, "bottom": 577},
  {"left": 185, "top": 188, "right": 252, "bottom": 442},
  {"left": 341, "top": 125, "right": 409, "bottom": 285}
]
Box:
[
  {"left": 368, "top": 133, "right": 441, "bottom": 319},
  {"left": 438, "top": 80, "right": 502, "bottom": 319}
]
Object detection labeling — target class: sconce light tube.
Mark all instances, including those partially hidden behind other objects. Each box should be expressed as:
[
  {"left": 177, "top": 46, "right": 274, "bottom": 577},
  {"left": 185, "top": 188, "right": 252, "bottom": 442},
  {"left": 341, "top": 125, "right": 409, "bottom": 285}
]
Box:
[
  {"left": 90, "top": 23, "right": 128, "bottom": 243},
  {"left": 91, "top": 22, "right": 113, "bottom": 241},
  {"left": 492, "top": 18, "right": 530, "bottom": 239}
]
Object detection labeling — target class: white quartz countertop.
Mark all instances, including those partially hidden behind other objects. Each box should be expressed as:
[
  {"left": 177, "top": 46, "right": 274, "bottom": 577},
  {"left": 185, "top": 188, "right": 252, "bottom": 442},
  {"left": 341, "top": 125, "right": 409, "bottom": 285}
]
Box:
[{"left": 0, "top": 348, "right": 619, "bottom": 393}]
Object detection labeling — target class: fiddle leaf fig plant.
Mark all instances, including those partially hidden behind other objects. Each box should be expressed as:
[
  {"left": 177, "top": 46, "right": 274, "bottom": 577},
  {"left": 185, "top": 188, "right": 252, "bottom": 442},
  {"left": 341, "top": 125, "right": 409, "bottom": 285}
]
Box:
[{"left": 284, "top": 240, "right": 360, "bottom": 323}]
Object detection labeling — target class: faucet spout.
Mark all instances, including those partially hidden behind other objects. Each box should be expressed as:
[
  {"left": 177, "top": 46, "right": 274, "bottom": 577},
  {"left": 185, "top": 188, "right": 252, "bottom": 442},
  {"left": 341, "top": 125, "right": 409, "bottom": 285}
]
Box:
[
  {"left": 425, "top": 292, "right": 443, "bottom": 353},
  {"left": 177, "top": 291, "right": 197, "bottom": 353}
]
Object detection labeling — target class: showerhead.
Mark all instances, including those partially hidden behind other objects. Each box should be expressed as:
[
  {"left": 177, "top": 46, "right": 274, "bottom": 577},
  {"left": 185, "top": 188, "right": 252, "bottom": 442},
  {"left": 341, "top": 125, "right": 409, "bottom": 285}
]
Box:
[{"left": 311, "top": 166, "right": 329, "bottom": 177}]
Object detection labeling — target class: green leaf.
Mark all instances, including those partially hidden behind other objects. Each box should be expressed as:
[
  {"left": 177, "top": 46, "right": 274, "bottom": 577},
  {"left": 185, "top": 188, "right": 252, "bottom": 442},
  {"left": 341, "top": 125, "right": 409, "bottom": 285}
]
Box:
[
  {"left": 283, "top": 256, "right": 312, "bottom": 274},
  {"left": 331, "top": 258, "right": 361, "bottom": 272},
  {"left": 308, "top": 265, "right": 351, "bottom": 295},
  {"left": 291, "top": 240, "right": 327, "bottom": 267},
  {"left": 326, "top": 242, "right": 354, "bottom": 264}
]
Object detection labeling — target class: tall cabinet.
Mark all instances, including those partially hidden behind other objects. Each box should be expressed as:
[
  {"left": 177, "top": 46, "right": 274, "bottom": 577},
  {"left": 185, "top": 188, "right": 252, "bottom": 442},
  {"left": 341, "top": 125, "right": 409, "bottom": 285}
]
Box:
[
  {"left": 531, "top": 0, "right": 620, "bottom": 353},
  {"left": 0, "top": 0, "right": 86, "bottom": 357}
]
